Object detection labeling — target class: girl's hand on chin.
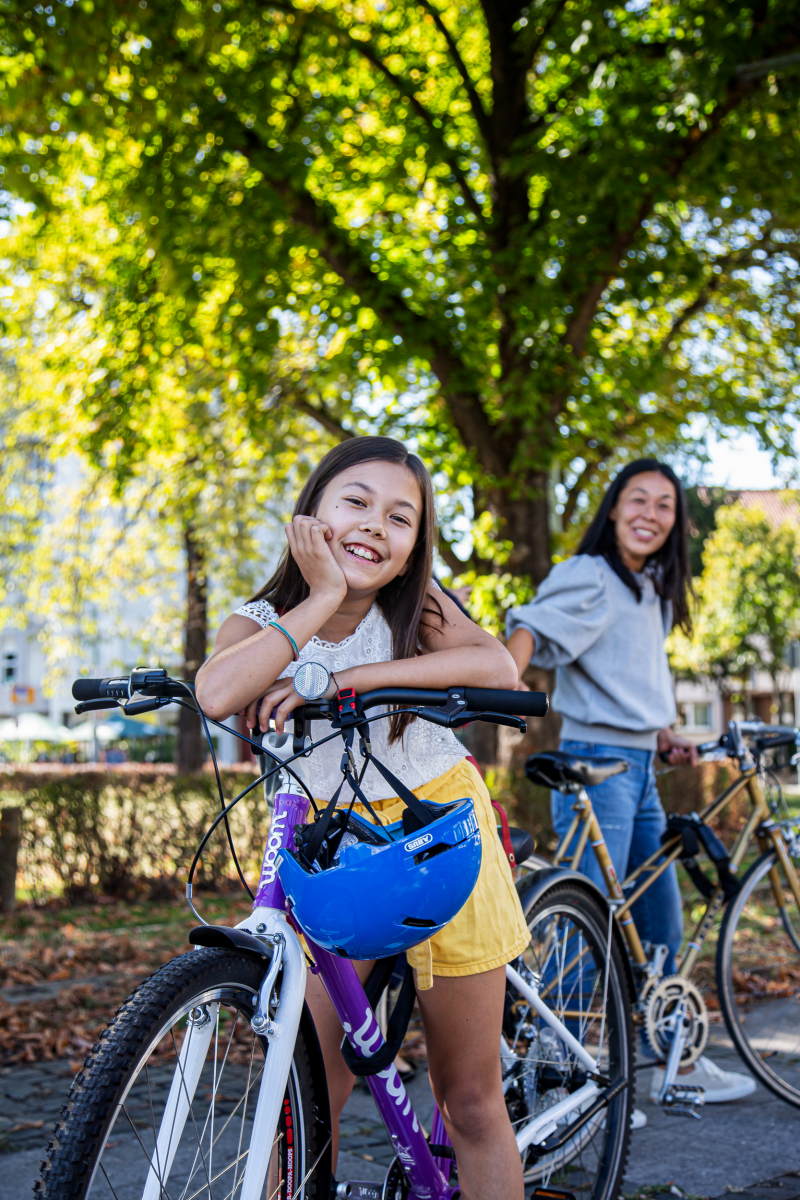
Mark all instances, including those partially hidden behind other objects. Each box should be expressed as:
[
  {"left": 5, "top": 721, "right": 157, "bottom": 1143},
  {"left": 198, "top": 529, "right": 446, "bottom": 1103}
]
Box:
[{"left": 286, "top": 515, "right": 347, "bottom": 600}]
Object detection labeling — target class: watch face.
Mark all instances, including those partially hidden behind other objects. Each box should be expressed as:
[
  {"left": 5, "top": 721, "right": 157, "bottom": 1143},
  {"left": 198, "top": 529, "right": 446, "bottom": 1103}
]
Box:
[{"left": 294, "top": 661, "right": 331, "bottom": 701}]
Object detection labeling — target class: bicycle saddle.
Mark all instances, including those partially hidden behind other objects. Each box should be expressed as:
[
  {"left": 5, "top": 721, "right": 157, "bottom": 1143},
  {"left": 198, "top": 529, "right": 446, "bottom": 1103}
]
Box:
[
  {"left": 525, "top": 750, "right": 629, "bottom": 790},
  {"left": 500, "top": 824, "right": 536, "bottom": 864}
]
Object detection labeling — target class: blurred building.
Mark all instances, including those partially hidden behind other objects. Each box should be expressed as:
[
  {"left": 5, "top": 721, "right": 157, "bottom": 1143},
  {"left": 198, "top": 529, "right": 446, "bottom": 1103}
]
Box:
[{"left": 0, "top": 619, "right": 242, "bottom": 763}]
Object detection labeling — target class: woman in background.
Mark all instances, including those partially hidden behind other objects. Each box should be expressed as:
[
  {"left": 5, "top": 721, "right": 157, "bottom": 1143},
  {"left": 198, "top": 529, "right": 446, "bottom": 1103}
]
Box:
[{"left": 506, "top": 458, "right": 755, "bottom": 1107}]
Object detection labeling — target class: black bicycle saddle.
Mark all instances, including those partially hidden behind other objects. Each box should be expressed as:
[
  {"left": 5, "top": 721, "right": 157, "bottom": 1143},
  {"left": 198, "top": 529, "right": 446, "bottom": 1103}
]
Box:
[{"left": 525, "top": 750, "right": 629, "bottom": 790}]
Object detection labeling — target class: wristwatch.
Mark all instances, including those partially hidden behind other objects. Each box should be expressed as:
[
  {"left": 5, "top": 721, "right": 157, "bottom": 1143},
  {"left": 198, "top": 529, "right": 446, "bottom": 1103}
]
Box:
[{"left": 293, "top": 661, "right": 332, "bottom": 702}]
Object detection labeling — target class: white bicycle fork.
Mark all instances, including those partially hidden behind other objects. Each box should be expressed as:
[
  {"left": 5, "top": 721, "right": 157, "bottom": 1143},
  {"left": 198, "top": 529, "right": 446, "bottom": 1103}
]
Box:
[{"left": 141, "top": 909, "right": 307, "bottom": 1200}]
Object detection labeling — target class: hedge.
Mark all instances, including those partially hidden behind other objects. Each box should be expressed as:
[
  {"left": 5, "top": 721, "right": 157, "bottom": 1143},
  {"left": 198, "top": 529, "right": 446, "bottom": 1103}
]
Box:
[
  {"left": 0, "top": 763, "right": 269, "bottom": 903},
  {"left": 0, "top": 758, "right": 748, "bottom": 905}
]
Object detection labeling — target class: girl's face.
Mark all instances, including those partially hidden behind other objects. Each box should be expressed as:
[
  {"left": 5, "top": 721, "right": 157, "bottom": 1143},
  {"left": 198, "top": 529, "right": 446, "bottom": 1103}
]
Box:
[
  {"left": 610, "top": 470, "right": 677, "bottom": 571},
  {"left": 314, "top": 460, "right": 423, "bottom": 595}
]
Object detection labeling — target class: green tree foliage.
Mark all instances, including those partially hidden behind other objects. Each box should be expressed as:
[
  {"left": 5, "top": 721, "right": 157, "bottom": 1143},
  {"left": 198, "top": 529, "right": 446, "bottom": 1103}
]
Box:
[
  {"left": 2, "top": 0, "right": 800, "bottom": 584},
  {"left": 0, "top": 195, "right": 326, "bottom": 764},
  {"left": 669, "top": 499, "right": 800, "bottom": 696}
]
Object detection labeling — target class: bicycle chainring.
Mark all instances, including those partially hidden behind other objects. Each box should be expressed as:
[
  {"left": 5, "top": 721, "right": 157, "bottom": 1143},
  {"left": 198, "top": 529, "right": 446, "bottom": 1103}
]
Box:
[
  {"left": 382, "top": 1157, "right": 412, "bottom": 1199},
  {"left": 642, "top": 974, "right": 709, "bottom": 1066}
]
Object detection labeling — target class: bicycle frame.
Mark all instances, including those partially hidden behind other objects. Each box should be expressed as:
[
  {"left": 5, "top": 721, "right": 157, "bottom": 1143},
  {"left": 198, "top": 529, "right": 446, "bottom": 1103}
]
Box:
[
  {"left": 552, "top": 758, "right": 800, "bottom": 980},
  {"left": 167, "top": 783, "right": 606, "bottom": 1200}
]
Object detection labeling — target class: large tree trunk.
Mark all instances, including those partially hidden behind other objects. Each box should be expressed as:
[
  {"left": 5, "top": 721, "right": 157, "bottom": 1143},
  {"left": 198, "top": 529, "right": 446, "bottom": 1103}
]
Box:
[
  {"left": 476, "top": 470, "right": 553, "bottom": 586},
  {"left": 175, "top": 523, "right": 208, "bottom": 773}
]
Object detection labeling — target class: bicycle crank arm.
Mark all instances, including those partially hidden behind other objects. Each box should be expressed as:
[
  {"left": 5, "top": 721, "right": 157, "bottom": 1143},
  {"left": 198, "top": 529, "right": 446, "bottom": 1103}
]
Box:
[
  {"left": 237, "top": 908, "right": 309, "bottom": 1200},
  {"left": 657, "top": 999, "right": 689, "bottom": 1106},
  {"left": 528, "top": 1076, "right": 629, "bottom": 1160}
]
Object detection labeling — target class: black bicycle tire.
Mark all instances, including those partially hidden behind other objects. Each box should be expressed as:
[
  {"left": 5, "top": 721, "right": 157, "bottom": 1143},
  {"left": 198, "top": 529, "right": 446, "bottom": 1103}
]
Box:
[
  {"left": 717, "top": 849, "right": 800, "bottom": 1109},
  {"left": 34, "top": 947, "right": 332, "bottom": 1199},
  {"left": 508, "top": 878, "right": 634, "bottom": 1200}
]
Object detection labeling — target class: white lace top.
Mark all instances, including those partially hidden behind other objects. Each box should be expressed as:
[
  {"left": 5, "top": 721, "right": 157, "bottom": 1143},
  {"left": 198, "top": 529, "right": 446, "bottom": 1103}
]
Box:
[{"left": 234, "top": 598, "right": 469, "bottom": 801}]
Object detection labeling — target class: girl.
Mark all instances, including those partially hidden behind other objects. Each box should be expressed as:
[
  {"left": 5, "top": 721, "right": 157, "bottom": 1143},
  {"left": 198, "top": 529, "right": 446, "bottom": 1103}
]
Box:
[
  {"left": 196, "top": 436, "right": 529, "bottom": 1200},
  {"left": 506, "top": 458, "right": 755, "bottom": 1105}
]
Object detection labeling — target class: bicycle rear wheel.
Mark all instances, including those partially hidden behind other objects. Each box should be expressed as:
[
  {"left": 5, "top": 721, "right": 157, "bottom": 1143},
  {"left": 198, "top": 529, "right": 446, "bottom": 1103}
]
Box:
[
  {"left": 35, "top": 947, "right": 331, "bottom": 1199},
  {"left": 503, "top": 878, "right": 633, "bottom": 1200},
  {"left": 717, "top": 848, "right": 800, "bottom": 1107}
]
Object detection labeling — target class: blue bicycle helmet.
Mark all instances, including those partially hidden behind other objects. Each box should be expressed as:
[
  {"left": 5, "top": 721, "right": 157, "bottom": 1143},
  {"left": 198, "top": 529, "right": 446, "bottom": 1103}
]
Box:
[{"left": 278, "top": 797, "right": 482, "bottom": 960}]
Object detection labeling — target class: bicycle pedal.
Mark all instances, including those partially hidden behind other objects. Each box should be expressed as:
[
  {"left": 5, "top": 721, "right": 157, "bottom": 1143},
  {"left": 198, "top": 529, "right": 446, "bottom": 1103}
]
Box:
[
  {"left": 533, "top": 1189, "right": 577, "bottom": 1200},
  {"left": 335, "top": 1182, "right": 383, "bottom": 1199},
  {"left": 660, "top": 1083, "right": 705, "bottom": 1118}
]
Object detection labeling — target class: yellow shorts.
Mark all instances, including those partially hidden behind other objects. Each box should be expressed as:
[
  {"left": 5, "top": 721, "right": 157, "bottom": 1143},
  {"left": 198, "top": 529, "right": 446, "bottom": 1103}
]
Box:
[{"left": 343, "top": 758, "right": 531, "bottom": 990}]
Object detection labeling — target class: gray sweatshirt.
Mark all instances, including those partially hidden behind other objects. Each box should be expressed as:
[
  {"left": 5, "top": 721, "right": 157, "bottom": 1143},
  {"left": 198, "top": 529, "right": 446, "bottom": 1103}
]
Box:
[{"left": 506, "top": 554, "right": 676, "bottom": 750}]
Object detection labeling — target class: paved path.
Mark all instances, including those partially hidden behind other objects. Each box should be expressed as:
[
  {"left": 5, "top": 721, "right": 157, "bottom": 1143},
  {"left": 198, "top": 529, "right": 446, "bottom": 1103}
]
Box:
[{"left": 2, "top": 1045, "right": 798, "bottom": 1198}]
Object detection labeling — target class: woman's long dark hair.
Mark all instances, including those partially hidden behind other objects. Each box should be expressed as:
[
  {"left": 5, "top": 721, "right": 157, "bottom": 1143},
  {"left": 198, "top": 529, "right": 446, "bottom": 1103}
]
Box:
[
  {"left": 248, "top": 436, "right": 442, "bottom": 740},
  {"left": 576, "top": 459, "right": 693, "bottom": 632}
]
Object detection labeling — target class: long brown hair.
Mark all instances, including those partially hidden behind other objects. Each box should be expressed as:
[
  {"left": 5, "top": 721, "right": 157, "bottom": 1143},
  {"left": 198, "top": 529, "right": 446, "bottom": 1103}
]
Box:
[{"left": 248, "top": 436, "right": 443, "bottom": 740}]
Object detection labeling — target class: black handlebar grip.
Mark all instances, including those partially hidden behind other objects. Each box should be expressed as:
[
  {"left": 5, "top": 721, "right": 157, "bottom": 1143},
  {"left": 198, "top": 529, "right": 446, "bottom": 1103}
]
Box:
[
  {"left": 462, "top": 687, "right": 549, "bottom": 717},
  {"left": 72, "top": 677, "right": 130, "bottom": 701},
  {"left": 72, "top": 678, "right": 105, "bottom": 700}
]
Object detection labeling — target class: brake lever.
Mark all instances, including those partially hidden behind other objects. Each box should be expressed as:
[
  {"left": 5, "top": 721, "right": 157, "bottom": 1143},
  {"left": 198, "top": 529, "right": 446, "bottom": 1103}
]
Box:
[
  {"left": 74, "top": 699, "right": 120, "bottom": 715},
  {"left": 475, "top": 711, "right": 527, "bottom": 732},
  {"left": 418, "top": 706, "right": 527, "bottom": 733},
  {"left": 122, "top": 697, "right": 172, "bottom": 716}
]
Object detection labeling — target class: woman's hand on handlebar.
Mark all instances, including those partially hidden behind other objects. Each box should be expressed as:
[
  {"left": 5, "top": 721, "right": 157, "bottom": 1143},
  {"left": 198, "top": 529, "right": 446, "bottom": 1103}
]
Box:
[{"left": 657, "top": 726, "right": 698, "bottom": 767}]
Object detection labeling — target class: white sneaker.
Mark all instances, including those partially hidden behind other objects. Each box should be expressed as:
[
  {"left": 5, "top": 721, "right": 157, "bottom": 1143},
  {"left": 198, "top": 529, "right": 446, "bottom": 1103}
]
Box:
[
  {"left": 630, "top": 1108, "right": 648, "bottom": 1129},
  {"left": 649, "top": 1055, "right": 756, "bottom": 1103}
]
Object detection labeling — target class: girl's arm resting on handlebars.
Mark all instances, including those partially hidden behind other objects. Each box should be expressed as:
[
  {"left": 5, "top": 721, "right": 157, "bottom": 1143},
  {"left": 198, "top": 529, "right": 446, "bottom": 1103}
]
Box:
[
  {"left": 195, "top": 587, "right": 344, "bottom": 720},
  {"left": 195, "top": 589, "right": 517, "bottom": 725}
]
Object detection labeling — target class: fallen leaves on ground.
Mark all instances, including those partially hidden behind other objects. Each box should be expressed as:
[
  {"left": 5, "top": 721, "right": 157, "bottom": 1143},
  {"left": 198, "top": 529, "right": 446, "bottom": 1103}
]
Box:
[{"left": 0, "top": 893, "right": 251, "bottom": 1065}]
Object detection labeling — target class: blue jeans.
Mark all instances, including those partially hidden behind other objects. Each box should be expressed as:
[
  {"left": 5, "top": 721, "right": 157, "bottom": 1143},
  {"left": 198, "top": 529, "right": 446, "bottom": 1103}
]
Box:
[{"left": 552, "top": 741, "right": 683, "bottom": 975}]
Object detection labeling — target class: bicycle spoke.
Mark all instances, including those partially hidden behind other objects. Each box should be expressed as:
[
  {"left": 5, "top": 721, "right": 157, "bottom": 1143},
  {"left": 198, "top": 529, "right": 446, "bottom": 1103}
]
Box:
[
  {"left": 99, "top": 1160, "right": 123, "bottom": 1200},
  {"left": 120, "top": 1104, "right": 175, "bottom": 1200}
]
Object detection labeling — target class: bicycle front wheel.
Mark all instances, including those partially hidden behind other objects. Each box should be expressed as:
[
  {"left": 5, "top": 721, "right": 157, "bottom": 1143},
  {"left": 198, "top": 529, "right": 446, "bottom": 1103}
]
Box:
[
  {"left": 717, "top": 848, "right": 800, "bottom": 1107},
  {"left": 35, "top": 947, "right": 331, "bottom": 1199},
  {"left": 503, "top": 878, "right": 634, "bottom": 1200}
]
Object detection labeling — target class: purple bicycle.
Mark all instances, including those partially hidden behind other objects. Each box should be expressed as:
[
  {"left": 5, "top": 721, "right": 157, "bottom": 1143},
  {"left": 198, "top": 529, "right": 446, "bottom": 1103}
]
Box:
[{"left": 36, "top": 670, "right": 633, "bottom": 1200}]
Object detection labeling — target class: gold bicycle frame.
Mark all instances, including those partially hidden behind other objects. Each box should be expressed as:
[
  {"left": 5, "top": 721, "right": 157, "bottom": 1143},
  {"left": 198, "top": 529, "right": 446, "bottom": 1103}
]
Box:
[{"left": 552, "top": 767, "right": 800, "bottom": 976}]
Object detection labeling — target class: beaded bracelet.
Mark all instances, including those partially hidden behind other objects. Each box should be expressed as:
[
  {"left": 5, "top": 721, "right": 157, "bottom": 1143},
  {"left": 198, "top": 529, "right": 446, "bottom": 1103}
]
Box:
[{"left": 267, "top": 619, "right": 299, "bottom": 662}]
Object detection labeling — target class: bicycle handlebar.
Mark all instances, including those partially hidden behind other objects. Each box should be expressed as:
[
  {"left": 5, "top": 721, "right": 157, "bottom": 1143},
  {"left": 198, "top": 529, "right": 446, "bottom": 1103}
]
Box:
[
  {"left": 72, "top": 673, "right": 549, "bottom": 721},
  {"left": 332, "top": 685, "right": 548, "bottom": 718}
]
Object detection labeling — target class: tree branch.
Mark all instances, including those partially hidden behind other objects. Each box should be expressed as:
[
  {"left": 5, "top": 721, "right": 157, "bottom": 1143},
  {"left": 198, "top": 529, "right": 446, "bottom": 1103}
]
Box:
[
  {"left": 265, "top": 2, "right": 485, "bottom": 223},
  {"left": 659, "top": 224, "right": 779, "bottom": 353},
  {"left": 416, "top": 0, "right": 490, "bottom": 143},
  {"left": 561, "top": 446, "right": 612, "bottom": 527},
  {"left": 524, "top": 0, "right": 571, "bottom": 70},
  {"left": 239, "top": 129, "right": 509, "bottom": 479},
  {"left": 289, "top": 392, "right": 356, "bottom": 441}
]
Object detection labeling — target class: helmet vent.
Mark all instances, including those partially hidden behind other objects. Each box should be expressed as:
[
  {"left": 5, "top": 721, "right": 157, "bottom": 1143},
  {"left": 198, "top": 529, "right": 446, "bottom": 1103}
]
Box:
[
  {"left": 413, "top": 842, "right": 450, "bottom": 866},
  {"left": 401, "top": 917, "right": 437, "bottom": 928}
]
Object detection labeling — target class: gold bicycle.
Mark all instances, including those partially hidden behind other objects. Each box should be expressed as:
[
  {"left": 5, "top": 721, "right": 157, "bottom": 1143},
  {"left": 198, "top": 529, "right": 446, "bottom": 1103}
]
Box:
[{"left": 525, "top": 719, "right": 800, "bottom": 1114}]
